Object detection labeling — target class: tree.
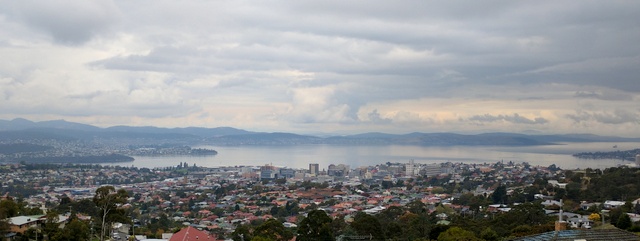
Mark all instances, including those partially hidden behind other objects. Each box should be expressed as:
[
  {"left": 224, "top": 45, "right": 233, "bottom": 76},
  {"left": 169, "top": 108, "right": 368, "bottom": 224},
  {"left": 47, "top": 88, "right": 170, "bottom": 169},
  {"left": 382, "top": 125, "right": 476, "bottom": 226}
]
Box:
[
  {"left": 398, "top": 212, "right": 431, "bottom": 240},
  {"left": 437, "top": 227, "right": 481, "bottom": 241},
  {"left": 251, "top": 236, "right": 273, "bottom": 241},
  {"left": 43, "top": 211, "right": 62, "bottom": 239},
  {"left": 93, "top": 186, "right": 129, "bottom": 241},
  {"left": 429, "top": 225, "right": 450, "bottom": 240},
  {"left": 480, "top": 227, "right": 499, "bottom": 241},
  {"left": 565, "top": 182, "right": 581, "bottom": 200},
  {"left": 297, "top": 210, "right": 334, "bottom": 241},
  {"left": 51, "top": 217, "right": 91, "bottom": 241},
  {"left": 617, "top": 213, "right": 632, "bottom": 230},
  {"left": 495, "top": 202, "right": 549, "bottom": 228},
  {"left": 609, "top": 208, "right": 623, "bottom": 226},
  {"left": 377, "top": 206, "right": 406, "bottom": 238},
  {"left": 231, "top": 224, "right": 253, "bottom": 241},
  {"left": 492, "top": 185, "right": 507, "bottom": 204},
  {"left": 253, "top": 219, "right": 293, "bottom": 241},
  {"left": 349, "top": 213, "right": 384, "bottom": 240},
  {"left": 0, "top": 199, "right": 18, "bottom": 237},
  {"left": 406, "top": 200, "right": 427, "bottom": 215},
  {"left": 0, "top": 199, "right": 20, "bottom": 218}
]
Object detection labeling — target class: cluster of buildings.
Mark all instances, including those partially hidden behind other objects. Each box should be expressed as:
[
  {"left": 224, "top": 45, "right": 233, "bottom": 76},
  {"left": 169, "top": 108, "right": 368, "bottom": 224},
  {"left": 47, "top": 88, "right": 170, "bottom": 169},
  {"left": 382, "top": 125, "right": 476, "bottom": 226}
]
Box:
[{"left": 1, "top": 159, "right": 637, "bottom": 240}]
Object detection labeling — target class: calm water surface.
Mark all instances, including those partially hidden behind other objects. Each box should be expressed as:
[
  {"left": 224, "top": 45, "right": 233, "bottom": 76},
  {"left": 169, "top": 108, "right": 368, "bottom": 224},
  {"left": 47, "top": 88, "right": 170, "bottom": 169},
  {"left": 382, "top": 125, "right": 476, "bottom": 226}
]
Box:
[{"left": 106, "top": 142, "right": 640, "bottom": 170}]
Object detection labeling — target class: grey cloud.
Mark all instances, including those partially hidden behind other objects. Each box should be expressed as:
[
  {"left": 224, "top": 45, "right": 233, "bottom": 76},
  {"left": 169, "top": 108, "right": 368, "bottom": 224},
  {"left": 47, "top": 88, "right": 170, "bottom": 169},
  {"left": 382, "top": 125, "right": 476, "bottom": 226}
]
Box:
[
  {"left": 65, "top": 91, "right": 108, "bottom": 100},
  {"left": 566, "top": 110, "right": 640, "bottom": 124},
  {"left": 2, "top": 0, "right": 640, "bottom": 135},
  {"left": 367, "top": 109, "right": 392, "bottom": 124},
  {"left": 574, "top": 91, "right": 601, "bottom": 99},
  {"left": 77, "top": 0, "right": 640, "bottom": 135},
  {"left": 574, "top": 91, "right": 633, "bottom": 101},
  {"left": 3, "top": 0, "right": 120, "bottom": 45},
  {"left": 91, "top": 0, "right": 640, "bottom": 100},
  {"left": 566, "top": 111, "right": 592, "bottom": 124},
  {"left": 468, "top": 113, "right": 548, "bottom": 125},
  {"left": 593, "top": 110, "right": 640, "bottom": 125}
]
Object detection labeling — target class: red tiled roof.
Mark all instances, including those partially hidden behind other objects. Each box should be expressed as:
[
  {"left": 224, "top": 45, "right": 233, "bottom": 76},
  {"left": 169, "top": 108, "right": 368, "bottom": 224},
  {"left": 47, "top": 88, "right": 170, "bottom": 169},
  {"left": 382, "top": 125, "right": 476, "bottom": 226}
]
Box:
[{"left": 169, "top": 226, "right": 213, "bottom": 241}]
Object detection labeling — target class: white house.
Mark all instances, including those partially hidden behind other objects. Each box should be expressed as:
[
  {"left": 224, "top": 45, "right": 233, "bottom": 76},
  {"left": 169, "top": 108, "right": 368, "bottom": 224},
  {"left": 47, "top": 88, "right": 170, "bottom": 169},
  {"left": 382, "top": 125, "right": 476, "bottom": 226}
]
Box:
[{"left": 603, "top": 200, "right": 626, "bottom": 210}]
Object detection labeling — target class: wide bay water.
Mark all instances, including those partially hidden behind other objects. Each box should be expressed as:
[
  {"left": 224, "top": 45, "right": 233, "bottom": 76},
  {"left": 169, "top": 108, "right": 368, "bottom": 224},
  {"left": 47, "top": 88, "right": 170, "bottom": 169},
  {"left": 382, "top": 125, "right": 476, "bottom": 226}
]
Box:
[{"left": 104, "top": 142, "right": 640, "bottom": 170}]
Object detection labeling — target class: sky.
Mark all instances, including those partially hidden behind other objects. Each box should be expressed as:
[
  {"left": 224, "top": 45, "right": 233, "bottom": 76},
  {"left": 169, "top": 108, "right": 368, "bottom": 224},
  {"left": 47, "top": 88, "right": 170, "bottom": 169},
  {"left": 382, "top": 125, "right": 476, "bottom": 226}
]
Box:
[{"left": 0, "top": 1, "right": 639, "bottom": 136}]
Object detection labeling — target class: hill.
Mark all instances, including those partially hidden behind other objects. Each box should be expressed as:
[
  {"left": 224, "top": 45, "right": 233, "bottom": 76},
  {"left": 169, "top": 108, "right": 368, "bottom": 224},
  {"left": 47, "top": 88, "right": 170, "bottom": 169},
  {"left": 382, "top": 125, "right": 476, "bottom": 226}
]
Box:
[{"left": 1, "top": 118, "right": 639, "bottom": 146}]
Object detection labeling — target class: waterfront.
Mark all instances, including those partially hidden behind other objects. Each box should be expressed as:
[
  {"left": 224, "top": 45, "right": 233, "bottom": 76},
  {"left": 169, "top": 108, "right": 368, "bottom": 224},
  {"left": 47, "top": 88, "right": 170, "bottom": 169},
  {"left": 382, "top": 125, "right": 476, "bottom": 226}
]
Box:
[{"left": 107, "top": 142, "right": 640, "bottom": 170}]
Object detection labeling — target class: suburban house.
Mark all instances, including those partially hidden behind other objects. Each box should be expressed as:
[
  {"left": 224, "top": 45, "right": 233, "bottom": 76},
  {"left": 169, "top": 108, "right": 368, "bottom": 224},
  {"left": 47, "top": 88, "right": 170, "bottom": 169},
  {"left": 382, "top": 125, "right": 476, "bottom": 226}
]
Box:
[
  {"left": 169, "top": 226, "right": 215, "bottom": 241},
  {"left": 8, "top": 215, "right": 42, "bottom": 234}
]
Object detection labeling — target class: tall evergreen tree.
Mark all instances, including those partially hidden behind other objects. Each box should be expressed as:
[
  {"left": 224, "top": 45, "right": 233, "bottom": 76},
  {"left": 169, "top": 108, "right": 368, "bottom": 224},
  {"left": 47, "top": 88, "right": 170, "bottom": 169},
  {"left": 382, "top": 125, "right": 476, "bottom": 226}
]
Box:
[{"left": 492, "top": 185, "right": 507, "bottom": 204}]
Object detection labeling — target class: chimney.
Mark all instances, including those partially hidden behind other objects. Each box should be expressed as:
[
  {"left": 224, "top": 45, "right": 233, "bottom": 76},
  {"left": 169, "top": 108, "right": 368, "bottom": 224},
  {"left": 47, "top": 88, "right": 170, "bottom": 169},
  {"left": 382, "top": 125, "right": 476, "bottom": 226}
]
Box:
[{"left": 555, "top": 199, "right": 567, "bottom": 231}]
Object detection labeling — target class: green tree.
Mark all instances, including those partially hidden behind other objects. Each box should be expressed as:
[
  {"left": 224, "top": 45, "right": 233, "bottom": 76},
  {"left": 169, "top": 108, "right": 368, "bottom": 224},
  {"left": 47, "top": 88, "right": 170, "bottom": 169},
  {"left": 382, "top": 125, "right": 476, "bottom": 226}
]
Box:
[
  {"left": 0, "top": 199, "right": 18, "bottom": 237},
  {"left": 51, "top": 217, "right": 91, "bottom": 241},
  {"left": 494, "top": 202, "right": 549, "bottom": 229},
  {"left": 617, "top": 213, "right": 632, "bottom": 230},
  {"left": 330, "top": 215, "right": 348, "bottom": 237},
  {"left": 231, "top": 224, "right": 253, "bottom": 241},
  {"left": 251, "top": 236, "right": 274, "bottom": 241},
  {"left": 480, "top": 227, "right": 499, "bottom": 241},
  {"left": 43, "top": 211, "right": 62, "bottom": 239},
  {"left": 253, "top": 219, "right": 293, "bottom": 241},
  {"left": 0, "top": 199, "right": 20, "bottom": 218},
  {"left": 406, "top": 200, "right": 427, "bottom": 215},
  {"left": 492, "top": 185, "right": 507, "bottom": 204},
  {"left": 609, "top": 208, "right": 623, "bottom": 226},
  {"left": 349, "top": 213, "right": 384, "bottom": 240},
  {"left": 93, "top": 186, "right": 129, "bottom": 241},
  {"left": 437, "top": 227, "right": 481, "bottom": 241},
  {"left": 376, "top": 206, "right": 405, "bottom": 238},
  {"left": 429, "top": 225, "right": 450, "bottom": 241},
  {"left": 400, "top": 213, "right": 432, "bottom": 240},
  {"left": 565, "top": 182, "right": 581, "bottom": 200},
  {"left": 297, "top": 210, "right": 334, "bottom": 241}
]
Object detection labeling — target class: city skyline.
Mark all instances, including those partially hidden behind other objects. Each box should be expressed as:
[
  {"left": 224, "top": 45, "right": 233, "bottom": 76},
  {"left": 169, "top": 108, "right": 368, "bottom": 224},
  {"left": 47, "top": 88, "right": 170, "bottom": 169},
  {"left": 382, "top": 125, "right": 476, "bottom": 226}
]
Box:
[{"left": 1, "top": 1, "right": 639, "bottom": 136}]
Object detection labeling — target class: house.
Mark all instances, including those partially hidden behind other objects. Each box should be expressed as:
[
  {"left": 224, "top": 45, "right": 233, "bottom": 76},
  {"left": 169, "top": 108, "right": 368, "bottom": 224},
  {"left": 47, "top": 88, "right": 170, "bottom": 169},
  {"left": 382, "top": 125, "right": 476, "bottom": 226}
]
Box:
[
  {"left": 547, "top": 180, "right": 567, "bottom": 189},
  {"left": 627, "top": 213, "right": 640, "bottom": 223},
  {"left": 541, "top": 200, "right": 562, "bottom": 207},
  {"left": 604, "top": 200, "right": 626, "bottom": 210},
  {"left": 567, "top": 215, "right": 592, "bottom": 229},
  {"left": 169, "top": 226, "right": 214, "bottom": 241},
  {"left": 8, "top": 215, "right": 44, "bottom": 234},
  {"left": 580, "top": 201, "right": 601, "bottom": 211}
]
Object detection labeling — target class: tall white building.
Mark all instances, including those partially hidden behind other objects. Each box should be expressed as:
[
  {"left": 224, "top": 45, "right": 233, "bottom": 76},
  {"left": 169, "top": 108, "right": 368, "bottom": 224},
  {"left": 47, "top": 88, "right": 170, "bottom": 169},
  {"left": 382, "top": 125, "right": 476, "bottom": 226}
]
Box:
[
  {"left": 309, "top": 163, "right": 319, "bottom": 175},
  {"left": 405, "top": 159, "right": 415, "bottom": 177}
]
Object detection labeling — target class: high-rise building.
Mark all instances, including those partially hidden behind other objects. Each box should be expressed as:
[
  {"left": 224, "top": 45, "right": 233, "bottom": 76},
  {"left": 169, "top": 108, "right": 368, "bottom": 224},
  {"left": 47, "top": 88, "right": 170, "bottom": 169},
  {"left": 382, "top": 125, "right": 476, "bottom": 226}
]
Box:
[
  {"left": 260, "top": 164, "right": 277, "bottom": 180},
  {"left": 279, "top": 168, "right": 296, "bottom": 179},
  {"left": 636, "top": 154, "right": 640, "bottom": 166},
  {"left": 327, "top": 164, "right": 339, "bottom": 176},
  {"left": 309, "top": 163, "right": 319, "bottom": 175},
  {"left": 405, "top": 159, "right": 415, "bottom": 177},
  {"left": 260, "top": 169, "right": 275, "bottom": 180},
  {"left": 424, "top": 164, "right": 442, "bottom": 177}
]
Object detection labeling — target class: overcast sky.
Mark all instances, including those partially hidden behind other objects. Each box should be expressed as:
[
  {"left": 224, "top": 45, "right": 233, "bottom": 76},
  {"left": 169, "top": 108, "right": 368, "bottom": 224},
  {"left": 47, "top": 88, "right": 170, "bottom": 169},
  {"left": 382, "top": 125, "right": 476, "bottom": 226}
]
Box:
[{"left": 1, "top": 1, "right": 639, "bottom": 136}]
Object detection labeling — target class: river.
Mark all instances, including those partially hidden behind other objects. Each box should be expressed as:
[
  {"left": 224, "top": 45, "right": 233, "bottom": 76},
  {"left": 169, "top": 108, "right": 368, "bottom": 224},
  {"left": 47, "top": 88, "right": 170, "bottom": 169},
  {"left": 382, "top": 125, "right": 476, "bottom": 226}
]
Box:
[{"left": 101, "top": 142, "right": 640, "bottom": 170}]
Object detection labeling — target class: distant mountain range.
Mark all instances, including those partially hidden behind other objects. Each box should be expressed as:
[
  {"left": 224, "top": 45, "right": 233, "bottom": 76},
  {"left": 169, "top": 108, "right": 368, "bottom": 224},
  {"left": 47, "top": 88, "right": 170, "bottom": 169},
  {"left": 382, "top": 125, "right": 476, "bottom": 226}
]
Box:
[{"left": 1, "top": 118, "right": 640, "bottom": 146}]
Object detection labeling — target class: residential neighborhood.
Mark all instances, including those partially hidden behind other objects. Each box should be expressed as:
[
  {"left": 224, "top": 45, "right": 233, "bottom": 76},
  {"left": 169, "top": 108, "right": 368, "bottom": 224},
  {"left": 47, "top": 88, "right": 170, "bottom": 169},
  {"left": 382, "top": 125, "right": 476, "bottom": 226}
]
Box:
[{"left": 1, "top": 160, "right": 640, "bottom": 240}]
